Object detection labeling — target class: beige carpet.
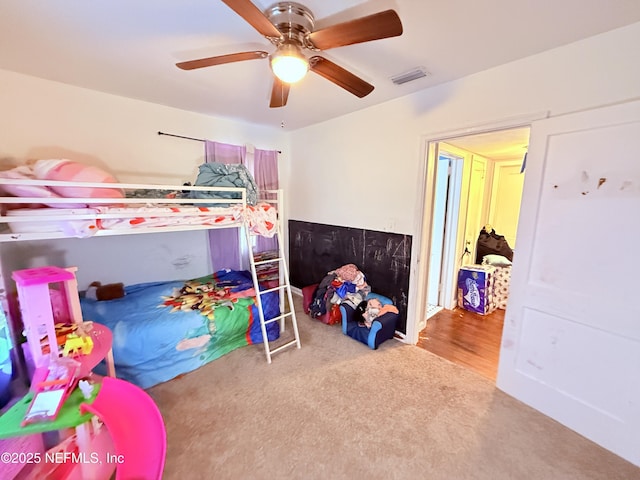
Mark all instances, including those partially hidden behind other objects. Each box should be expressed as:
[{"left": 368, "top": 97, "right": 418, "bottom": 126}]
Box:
[{"left": 149, "top": 296, "right": 639, "bottom": 480}]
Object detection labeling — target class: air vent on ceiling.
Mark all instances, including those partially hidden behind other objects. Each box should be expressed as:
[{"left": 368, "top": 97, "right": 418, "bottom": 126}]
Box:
[{"left": 391, "top": 67, "right": 429, "bottom": 85}]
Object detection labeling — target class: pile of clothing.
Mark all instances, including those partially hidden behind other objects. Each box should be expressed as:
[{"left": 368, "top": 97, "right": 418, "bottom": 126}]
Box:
[{"left": 308, "top": 264, "right": 370, "bottom": 325}]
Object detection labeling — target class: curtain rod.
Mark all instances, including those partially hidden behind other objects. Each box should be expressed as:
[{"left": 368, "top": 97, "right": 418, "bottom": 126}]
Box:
[{"left": 157, "top": 131, "right": 281, "bottom": 153}]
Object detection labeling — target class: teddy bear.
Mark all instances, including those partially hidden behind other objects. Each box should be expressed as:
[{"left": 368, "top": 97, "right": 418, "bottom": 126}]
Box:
[{"left": 85, "top": 281, "right": 125, "bottom": 301}]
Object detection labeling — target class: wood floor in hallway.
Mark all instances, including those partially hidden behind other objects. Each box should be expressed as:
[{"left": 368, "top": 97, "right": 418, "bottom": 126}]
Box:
[{"left": 417, "top": 307, "right": 505, "bottom": 381}]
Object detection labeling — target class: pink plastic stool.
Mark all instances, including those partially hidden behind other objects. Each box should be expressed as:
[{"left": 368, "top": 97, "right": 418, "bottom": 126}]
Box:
[{"left": 79, "top": 377, "right": 167, "bottom": 480}]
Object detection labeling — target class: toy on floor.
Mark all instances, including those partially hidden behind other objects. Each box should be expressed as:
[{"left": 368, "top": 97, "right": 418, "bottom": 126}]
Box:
[
  {"left": 40, "top": 322, "right": 94, "bottom": 358},
  {"left": 86, "top": 281, "right": 125, "bottom": 301},
  {"left": 13, "top": 266, "right": 83, "bottom": 369},
  {"left": 78, "top": 379, "right": 94, "bottom": 399},
  {"left": 62, "top": 333, "right": 94, "bottom": 358},
  {"left": 22, "top": 355, "right": 80, "bottom": 426},
  {"left": 12, "top": 266, "right": 117, "bottom": 382}
]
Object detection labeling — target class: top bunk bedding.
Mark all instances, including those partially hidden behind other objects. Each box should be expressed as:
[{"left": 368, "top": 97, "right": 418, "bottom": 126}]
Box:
[{"left": 0, "top": 173, "right": 279, "bottom": 241}]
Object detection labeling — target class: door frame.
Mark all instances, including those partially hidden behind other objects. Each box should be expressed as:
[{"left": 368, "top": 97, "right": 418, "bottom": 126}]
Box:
[
  {"left": 426, "top": 150, "right": 464, "bottom": 311},
  {"left": 408, "top": 111, "right": 548, "bottom": 346}
]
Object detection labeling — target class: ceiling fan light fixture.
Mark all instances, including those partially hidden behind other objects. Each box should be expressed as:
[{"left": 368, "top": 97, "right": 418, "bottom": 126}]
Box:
[{"left": 270, "top": 43, "right": 309, "bottom": 84}]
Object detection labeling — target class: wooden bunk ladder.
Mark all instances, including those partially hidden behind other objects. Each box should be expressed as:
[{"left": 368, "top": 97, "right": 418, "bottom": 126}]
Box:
[{"left": 245, "top": 225, "right": 301, "bottom": 364}]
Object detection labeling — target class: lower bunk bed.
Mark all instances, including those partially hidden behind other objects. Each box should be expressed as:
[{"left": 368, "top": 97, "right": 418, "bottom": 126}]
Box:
[{"left": 79, "top": 269, "right": 281, "bottom": 389}]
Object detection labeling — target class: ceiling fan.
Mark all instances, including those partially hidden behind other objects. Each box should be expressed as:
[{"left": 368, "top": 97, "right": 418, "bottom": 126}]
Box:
[{"left": 176, "top": 0, "right": 403, "bottom": 108}]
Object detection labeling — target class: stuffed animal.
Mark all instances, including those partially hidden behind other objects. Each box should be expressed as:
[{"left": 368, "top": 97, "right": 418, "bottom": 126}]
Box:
[
  {"left": 86, "top": 281, "right": 125, "bottom": 301},
  {"left": 362, "top": 298, "right": 383, "bottom": 327}
]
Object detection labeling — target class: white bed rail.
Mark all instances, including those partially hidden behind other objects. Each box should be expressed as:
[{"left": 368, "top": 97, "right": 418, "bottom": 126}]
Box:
[{"left": 0, "top": 178, "right": 264, "bottom": 242}]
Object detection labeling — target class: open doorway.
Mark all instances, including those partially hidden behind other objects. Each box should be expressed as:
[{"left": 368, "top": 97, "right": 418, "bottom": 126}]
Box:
[{"left": 418, "top": 126, "right": 530, "bottom": 381}]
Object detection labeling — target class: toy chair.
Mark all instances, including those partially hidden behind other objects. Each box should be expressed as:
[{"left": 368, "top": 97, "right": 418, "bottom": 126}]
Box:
[
  {"left": 79, "top": 376, "right": 166, "bottom": 480},
  {"left": 340, "top": 293, "right": 399, "bottom": 349}
]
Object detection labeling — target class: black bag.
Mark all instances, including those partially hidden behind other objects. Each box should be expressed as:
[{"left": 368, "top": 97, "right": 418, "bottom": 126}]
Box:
[{"left": 475, "top": 227, "right": 514, "bottom": 263}]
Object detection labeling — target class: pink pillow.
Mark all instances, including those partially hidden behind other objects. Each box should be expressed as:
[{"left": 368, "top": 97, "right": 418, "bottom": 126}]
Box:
[
  {"left": 0, "top": 166, "right": 85, "bottom": 208},
  {"left": 33, "top": 159, "right": 124, "bottom": 201}
]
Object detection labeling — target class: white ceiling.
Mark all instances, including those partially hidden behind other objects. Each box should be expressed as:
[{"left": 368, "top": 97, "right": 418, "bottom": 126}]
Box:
[
  {"left": 1, "top": 1, "right": 640, "bottom": 133},
  {"left": 446, "top": 127, "right": 530, "bottom": 162}
]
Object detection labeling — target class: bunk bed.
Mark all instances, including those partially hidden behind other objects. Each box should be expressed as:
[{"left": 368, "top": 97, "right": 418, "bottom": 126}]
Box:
[{"left": 0, "top": 174, "right": 300, "bottom": 389}]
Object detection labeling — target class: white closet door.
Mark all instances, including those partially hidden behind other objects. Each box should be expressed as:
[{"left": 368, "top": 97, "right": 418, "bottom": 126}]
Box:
[
  {"left": 464, "top": 156, "right": 487, "bottom": 263},
  {"left": 497, "top": 100, "right": 640, "bottom": 466},
  {"left": 488, "top": 161, "right": 524, "bottom": 249}
]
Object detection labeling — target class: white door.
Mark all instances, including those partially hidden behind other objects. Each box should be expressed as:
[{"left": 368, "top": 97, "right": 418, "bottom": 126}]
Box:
[
  {"left": 497, "top": 100, "right": 640, "bottom": 466},
  {"left": 441, "top": 157, "right": 464, "bottom": 310},
  {"left": 463, "top": 156, "right": 487, "bottom": 263},
  {"left": 427, "top": 155, "right": 450, "bottom": 306},
  {"left": 488, "top": 161, "right": 525, "bottom": 248}
]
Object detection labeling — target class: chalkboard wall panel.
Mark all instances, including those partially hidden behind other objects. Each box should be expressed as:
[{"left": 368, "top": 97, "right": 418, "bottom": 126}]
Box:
[{"left": 288, "top": 220, "right": 412, "bottom": 333}]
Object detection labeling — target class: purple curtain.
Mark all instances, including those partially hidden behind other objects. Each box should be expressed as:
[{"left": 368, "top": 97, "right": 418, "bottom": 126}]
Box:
[
  {"left": 204, "top": 141, "right": 246, "bottom": 271},
  {"left": 253, "top": 148, "right": 279, "bottom": 253},
  {"left": 205, "top": 141, "right": 245, "bottom": 165}
]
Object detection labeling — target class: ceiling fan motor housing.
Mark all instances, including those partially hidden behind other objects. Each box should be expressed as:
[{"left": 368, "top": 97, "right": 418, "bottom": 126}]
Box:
[{"left": 266, "top": 2, "right": 315, "bottom": 46}]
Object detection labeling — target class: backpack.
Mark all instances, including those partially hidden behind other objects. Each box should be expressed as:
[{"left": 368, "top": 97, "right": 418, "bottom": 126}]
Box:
[{"left": 475, "top": 227, "right": 514, "bottom": 264}]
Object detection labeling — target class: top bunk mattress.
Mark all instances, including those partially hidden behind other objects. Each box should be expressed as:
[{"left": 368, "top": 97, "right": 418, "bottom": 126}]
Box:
[{"left": 4, "top": 204, "right": 244, "bottom": 234}]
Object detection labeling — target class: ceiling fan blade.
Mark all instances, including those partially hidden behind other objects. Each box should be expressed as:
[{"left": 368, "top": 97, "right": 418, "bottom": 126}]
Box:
[
  {"left": 309, "top": 56, "right": 374, "bottom": 98},
  {"left": 221, "top": 0, "right": 282, "bottom": 39},
  {"left": 308, "top": 10, "right": 402, "bottom": 50},
  {"left": 176, "top": 51, "right": 268, "bottom": 70},
  {"left": 269, "top": 77, "right": 290, "bottom": 108}
]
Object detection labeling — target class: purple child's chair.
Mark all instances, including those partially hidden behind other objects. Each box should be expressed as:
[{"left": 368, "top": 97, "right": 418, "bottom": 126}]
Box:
[{"left": 80, "top": 376, "right": 167, "bottom": 480}]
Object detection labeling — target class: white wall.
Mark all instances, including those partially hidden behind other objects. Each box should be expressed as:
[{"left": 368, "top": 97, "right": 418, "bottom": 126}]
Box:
[
  {"left": 289, "top": 22, "right": 640, "bottom": 342},
  {"left": 0, "top": 70, "right": 288, "bottom": 288}
]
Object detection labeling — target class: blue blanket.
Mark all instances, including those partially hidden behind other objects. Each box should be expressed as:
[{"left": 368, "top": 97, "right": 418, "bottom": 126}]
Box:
[
  {"left": 190, "top": 162, "right": 259, "bottom": 205},
  {"left": 80, "top": 269, "right": 280, "bottom": 388}
]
